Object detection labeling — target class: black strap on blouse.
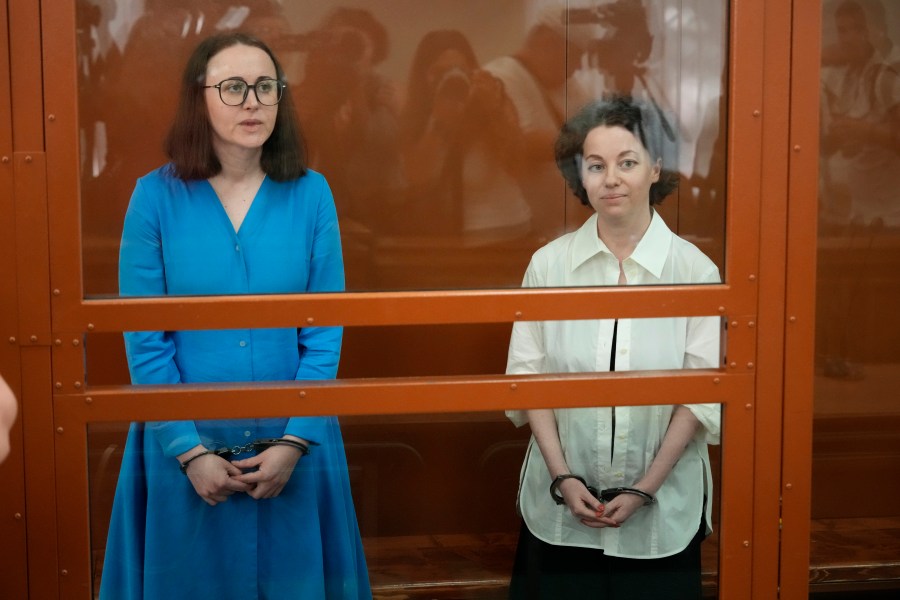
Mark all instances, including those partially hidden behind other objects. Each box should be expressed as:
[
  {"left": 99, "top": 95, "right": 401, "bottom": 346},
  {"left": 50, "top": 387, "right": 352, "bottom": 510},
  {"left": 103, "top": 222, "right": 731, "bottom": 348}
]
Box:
[{"left": 610, "top": 319, "right": 618, "bottom": 462}]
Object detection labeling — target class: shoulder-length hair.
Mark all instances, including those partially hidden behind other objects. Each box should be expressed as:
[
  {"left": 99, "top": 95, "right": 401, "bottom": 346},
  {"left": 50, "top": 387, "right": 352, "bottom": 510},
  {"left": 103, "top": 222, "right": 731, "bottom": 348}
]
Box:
[
  {"left": 401, "top": 30, "right": 479, "bottom": 143},
  {"left": 555, "top": 95, "right": 679, "bottom": 206},
  {"left": 164, "top": 32, "right": 307, "bottom": 181}
]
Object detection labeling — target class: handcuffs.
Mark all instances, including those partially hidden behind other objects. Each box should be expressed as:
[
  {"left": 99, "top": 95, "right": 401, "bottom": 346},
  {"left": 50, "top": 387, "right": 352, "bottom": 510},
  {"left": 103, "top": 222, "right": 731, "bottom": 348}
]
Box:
[
  {"left": 550, "top": 474, "right": 656, "bottom": 506},
  {"left": 179, "top": 437, "right": 311, "bottom": 474}
]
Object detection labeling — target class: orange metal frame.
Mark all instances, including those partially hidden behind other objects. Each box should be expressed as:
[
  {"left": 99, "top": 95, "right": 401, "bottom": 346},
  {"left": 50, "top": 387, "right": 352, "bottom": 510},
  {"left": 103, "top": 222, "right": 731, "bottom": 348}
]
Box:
[{"left": 0, "top": 0, "right": 820, "bottom": 598}]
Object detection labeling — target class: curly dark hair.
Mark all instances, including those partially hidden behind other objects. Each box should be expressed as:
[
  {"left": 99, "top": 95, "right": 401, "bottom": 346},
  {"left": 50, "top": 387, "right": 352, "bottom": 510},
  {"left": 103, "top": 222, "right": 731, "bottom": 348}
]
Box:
[
  {"left": 164, "top": 32, "right": 307, "bottom": 181},
  {"left": 555, "top": 95, "right": 678, "bottom": 206}
]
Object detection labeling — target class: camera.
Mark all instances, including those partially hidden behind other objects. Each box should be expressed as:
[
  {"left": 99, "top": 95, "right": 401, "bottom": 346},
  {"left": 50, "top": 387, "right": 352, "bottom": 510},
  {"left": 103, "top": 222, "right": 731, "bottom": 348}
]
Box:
[{"left": 434, "top": 67, "right": 471, "bottom": 103}]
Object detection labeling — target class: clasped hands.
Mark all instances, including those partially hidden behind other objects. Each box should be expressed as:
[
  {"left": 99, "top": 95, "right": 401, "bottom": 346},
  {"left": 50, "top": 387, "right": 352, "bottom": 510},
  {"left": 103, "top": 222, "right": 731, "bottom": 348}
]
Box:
[
  {"left": 557, "top": 477, "right": 647, "bottom": 528},
  {"left": 181, "top": 441, "right": 306, "bottom": 506}
]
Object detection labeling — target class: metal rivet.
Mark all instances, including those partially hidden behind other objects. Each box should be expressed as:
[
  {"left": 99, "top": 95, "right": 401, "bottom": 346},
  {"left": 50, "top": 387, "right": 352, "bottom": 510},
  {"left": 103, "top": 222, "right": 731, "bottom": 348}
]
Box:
[
  {"left": 745, "top": 403, "right": 753, "bottom": 410},
  {"left": 730, "top": 321, "right": 738, "bottom": 328},
  {"left": 85, "top": 397, "right": 93, "bottom": 404},
  {"left": 748, "top": 321, "right": 756, "bottom": 328},
  {"left": 54, "top": 339, "right": 61, "bottom": 346},
  {"left": 729, "top": 362, "right": 737, "bottom": 368},
  {"left": 60, "top": 569, "right": 68, "bottom": 576},
  {"left": 52, "top": 289, "right": 61, "bottom": 296},
  {"left": 72, "top": 339, "right": 80, "bottom": 346},
  {"left": 54, "top": 382, "right": 62, "bottom": 389},
  {"left": 789, "top": 316, "right": 797, "bottom": 323},
  {"left": 48, "top": 114, "right": 56, "bottom": 122},
  {"left": 14, "top": 513, "right": 22, "bottom": 520},
  {"left": 510, "top": 383, "right": 518, "bottom": 391},
  {"left": 514, "top": 311, "right": 523, "bottom": 319},
  {"left": 8, "top": 337, "right": 16, "bottom": 344},
  {"left": 717, "top": 306, "right": 726, "bottom": 313},
  {"left": 306, "top": 317, "right": 314, "bottom": 325},
  {"left": 747, "top": 362, "right": 755, "bottom": 369},
  {"left": 752, "top": 110, "right": 761, "bottom": 117},
  {"left": 748, "top": 274, "right": 757, "bottom": 281},
  {"left": 743, "top": 540, "right": 750, "bottom": 548},
  {"left": 1, "top": 156, "right": 9, "bottom": 164},
  {"left": 87, "top": 323, "right": 95, "bottom": 331},
  {"left": 29, "top": 335, "right": 38, "bottom": 343},
  {"left": 299, "top": 391, "right": 306, "bottom": 398},
  {"left": 785, "top": 483, "right": 793, "bottom": 490},
  {"left": 713, "top": 378, "right": 721, "bottom": 385},
  {"left": 24, "top": 155, "right": 33, "bottom": 163},
  {"left": 73, "top": 381, "right": 82, "bottom": 389},
  {"left": 56, "top": 427, "right": 64, "bottom": 434},
  {"left": 793, "top": 145, "right": 801, "bottom": 152}
]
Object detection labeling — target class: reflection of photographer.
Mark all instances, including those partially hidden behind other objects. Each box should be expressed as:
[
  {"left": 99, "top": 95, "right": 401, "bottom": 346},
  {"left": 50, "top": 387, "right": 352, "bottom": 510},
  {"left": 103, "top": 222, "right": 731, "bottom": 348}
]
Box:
[
  {"left": 396, "top": 30, "right": 530, "bottom": 242},
  {"left": 293, "top": 8, "right": 402, "bottom": 232},
  {"left": 429, "top": 67, "right": 506, "bottom": 138},
  {"left": 570, "top": 0, "right": 652, "bottom": 95}
]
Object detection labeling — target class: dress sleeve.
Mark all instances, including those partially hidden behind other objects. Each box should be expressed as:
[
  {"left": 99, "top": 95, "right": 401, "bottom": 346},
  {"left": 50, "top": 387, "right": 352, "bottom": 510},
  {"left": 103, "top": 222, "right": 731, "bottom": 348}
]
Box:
[
  {"left": 683, "top": 262, "right": 723, "bottom": 444},
  {"left": 119, "top": 178, "right": 200, "bottom": 457},
  {"left": 284, "top": 177, "right": 345, "bottom": 443},
  {"left": 505, "top": 258, "right": 545, "bottom": 428}
]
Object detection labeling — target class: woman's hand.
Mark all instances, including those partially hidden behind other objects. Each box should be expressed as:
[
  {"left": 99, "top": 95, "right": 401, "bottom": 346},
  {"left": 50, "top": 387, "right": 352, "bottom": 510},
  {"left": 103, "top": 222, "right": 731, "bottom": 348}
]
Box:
[
  {"left": 181, "top": 452, "right": 253, "bottom": 506},
  {"left": 230, "top": 444, "right": 304, "bottom": 500},
  {"left": 598, "top": 493, "right": 646, "bottom": 527},
  {"left": 558, "top": 478, "right": 619, "bottom": 529}
]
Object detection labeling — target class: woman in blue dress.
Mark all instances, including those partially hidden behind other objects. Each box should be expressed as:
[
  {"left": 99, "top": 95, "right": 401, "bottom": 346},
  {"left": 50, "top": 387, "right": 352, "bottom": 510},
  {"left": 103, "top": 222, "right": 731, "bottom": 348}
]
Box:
[{"left": 100, "top": 32, "right": 371, "bottom": 599}]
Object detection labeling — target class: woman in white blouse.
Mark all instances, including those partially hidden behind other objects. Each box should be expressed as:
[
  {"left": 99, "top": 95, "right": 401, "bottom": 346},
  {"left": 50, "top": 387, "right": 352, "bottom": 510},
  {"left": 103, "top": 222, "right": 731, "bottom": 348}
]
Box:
[{"left": 506, "top": 96, "right": 721, "bottom": 599}]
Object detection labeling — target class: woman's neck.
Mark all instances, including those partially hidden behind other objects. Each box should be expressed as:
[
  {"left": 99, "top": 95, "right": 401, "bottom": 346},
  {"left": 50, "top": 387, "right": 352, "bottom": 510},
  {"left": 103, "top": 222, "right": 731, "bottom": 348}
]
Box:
[
  {"left": 212, "top": 143, "right": 265, "bottom": 183},
  {"left": 596, "top": 209, "right": 653, "bottom": 263}
]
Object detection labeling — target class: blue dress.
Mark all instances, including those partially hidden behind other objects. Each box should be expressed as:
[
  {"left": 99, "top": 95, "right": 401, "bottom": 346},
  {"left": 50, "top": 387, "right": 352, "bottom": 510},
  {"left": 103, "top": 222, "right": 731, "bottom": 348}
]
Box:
[{"left": 100, "top": 166, "right": 371, "bottom": 599}]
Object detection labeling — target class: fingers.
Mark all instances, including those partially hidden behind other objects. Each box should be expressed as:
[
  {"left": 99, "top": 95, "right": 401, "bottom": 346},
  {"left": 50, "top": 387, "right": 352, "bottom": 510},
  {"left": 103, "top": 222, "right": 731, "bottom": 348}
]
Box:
[
  {"left": 223, "top": 476, "right": 253, "bottom": 493},
  {"left": 230, "top": 455, "right": 263, "bottom": 469},
  {"left": 232, "top": 470, "right": 264, "bottom": 485}
]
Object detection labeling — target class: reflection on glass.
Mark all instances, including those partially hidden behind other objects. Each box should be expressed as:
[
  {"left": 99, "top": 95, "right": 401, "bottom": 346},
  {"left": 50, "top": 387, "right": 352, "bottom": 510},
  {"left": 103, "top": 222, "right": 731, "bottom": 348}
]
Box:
[
  {"left": 77, "top": 1, "right": 728, "bottom": 295},
  {"left": 813, "top": 0, "right": 900, "bottom": 592},
  {"left": 90, "top": 412, "right": 721, "bottom": 597}
]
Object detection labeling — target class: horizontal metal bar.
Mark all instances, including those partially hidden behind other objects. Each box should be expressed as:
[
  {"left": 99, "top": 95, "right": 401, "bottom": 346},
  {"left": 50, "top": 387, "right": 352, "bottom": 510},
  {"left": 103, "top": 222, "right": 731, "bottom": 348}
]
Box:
[
  {"left": 54, "top": 369, "right": 749, "bottom": 424},
  {"left": 57, "top": 284, "right": 752, "bottom": 331}
]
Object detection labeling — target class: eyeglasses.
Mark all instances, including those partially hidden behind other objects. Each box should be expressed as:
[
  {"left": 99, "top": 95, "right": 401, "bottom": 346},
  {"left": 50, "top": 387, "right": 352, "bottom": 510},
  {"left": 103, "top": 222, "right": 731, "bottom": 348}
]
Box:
[{"left": 204, "top": 78, "right": 284, "bottom": 106}]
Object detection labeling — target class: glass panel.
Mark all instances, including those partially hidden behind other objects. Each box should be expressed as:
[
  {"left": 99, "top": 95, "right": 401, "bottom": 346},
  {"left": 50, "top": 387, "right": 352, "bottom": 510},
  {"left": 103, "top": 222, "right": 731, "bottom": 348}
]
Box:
[
  {"left": 84, "top": 314, "right": 722, "bottom": 386},
  {"left": 89, "top": 408, "right": 721, "bottom": 597},
  {"left": 77, "top": 0, "right": 728, "bottom": 296},
  {"left": 814, "top": 0, "right": 900, "bottom": 594}
]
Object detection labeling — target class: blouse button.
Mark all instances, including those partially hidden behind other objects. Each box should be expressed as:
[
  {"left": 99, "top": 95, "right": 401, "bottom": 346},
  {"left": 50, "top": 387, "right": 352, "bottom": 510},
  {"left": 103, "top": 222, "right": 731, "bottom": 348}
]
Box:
[
  {"left": 615, "top": 471, "right": 624, "bottom": 478},
  {"left": 244, "top": 431, "right": 252, "bottom": 437},
  {"left": 620, "top": 348, "right": 628, "bottom": 355},
  {"left": 239, "top": 340, "right": 247, "bottom": 347},
  {"left": 235, "top": 245, "right": 240, "bottom": 251}
]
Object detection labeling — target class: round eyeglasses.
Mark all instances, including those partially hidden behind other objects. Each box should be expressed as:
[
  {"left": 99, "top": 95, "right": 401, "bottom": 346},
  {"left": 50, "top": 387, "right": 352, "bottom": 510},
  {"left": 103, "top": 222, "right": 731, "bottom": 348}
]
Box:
[{"left": 204, "top": 78, "right": 284, "bottom": 106}]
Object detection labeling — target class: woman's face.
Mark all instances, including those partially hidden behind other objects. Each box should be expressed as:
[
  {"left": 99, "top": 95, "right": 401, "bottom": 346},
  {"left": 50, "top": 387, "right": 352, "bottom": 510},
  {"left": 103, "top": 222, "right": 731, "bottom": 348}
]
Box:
[
  {"left": 580, "top": 125, "right": 660, "bottom": 225},
  {"left": 204, "top": 44, "right": 279, "bottom": 159}
]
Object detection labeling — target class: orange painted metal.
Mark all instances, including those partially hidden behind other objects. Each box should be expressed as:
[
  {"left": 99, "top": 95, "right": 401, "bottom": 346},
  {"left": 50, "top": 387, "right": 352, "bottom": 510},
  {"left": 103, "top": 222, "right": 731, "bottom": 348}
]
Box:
[
  {"left": 751, "top": 0, "right": 794, "bottom": 597},
  {"left": 64, "top": 285, "right": 742, "bottom": 331},
  {"left": 0, "top": 0, "right": 29, "bottom": 596},
  {"left": 780, "top": 0, "right": 823, "bottom": 597},
  {"left": 9, "top": 0, "right": 62, "bottom": 595}
]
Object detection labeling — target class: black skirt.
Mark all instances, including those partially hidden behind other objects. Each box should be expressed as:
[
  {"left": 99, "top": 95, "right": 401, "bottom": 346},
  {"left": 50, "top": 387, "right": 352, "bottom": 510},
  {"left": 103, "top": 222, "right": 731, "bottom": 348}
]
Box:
[{"left": 508, "top": 517, "right": 707, "bottom": 600}]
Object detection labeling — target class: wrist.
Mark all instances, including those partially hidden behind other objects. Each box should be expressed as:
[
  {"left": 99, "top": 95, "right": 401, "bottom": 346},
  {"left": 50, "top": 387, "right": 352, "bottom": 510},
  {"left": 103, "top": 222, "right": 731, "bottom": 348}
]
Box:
[
  {"left": 549, "top": 474, "right": 598, "bottom": 505},
  {"left": 179, "top": 449, "right": 212, "bottom": 474}
]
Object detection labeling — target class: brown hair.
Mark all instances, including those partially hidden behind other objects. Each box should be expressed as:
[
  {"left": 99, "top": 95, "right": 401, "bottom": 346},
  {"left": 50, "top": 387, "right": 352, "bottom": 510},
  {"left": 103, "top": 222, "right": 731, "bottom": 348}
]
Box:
[
  {"left": 555, "top": 95, "right": 679, "bottom": 206},
  {"left": 164, "top": 32, "right": 307, "bottom": 181}
]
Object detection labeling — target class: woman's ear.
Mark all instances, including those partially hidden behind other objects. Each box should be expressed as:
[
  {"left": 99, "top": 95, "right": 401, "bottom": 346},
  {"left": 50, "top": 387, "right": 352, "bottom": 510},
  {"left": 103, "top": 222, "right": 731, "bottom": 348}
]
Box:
[{"left": 651, "top": 158, "right": 661, "bottom": 182}]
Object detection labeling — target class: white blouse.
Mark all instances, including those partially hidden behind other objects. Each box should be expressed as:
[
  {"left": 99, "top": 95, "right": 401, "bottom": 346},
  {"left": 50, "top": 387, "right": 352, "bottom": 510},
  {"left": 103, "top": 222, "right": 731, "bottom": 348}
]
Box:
[{"left": 506, "top": 211, "right": 722, "bottom": 558}]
